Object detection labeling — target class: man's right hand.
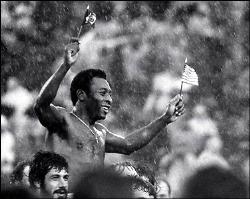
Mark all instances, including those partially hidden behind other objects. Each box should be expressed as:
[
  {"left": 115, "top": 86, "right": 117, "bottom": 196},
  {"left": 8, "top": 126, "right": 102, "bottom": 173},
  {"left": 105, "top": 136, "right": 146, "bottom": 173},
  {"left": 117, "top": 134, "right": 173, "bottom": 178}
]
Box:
[{"left": 64, "top": 37, "right": 80, "bottom": 66}]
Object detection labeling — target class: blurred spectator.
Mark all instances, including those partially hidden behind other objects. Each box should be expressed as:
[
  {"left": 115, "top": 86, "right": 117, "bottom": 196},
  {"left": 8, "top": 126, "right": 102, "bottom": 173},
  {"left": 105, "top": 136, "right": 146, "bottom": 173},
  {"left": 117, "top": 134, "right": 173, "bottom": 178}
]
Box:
[
  {"left": 29, "top": 150, "right": 70, "bottom": 199},
  {"left": 2, "top": 77, "right": 35, "bottom": 120},
  {"left": 180, "top": 165, "right": 248, "bottom": 198},
  {"left": 73, "top": 167, "right": 134, "bottom": 198},
  {"left": 159, "top": 151, "right": 197, "bottom": 197},
  {"left": 1, "top": 77, "right": 43, "bottom": 162},
  {"left": 196, "top": 135, "right": 230, "bottom": 169},
  {"left": 10, "top": 159, "right": 31, "bottom": 187},
  {"left": 173, "top": 103, "right": 221, "bottom": 159},
  {"left": 1, "top": 77, "right": 36, "bottom": 135},
  {"left": 159, "top": 135, "right": 231, "bottom": 197},
  {"left": 122, "top": 37, "right": 149, "bottom": 81},
  {"left": 187, "top": 103, "right": 218, "bottom": 137},
  {"left": 1, "top": 114, "right": 15, "bottom": 175}
]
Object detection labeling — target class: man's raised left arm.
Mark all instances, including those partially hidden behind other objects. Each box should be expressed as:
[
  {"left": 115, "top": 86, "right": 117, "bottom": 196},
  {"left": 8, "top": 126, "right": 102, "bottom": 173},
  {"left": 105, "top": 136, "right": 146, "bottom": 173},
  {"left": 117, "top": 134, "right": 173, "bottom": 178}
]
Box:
[{"left": 105, "top": 94, "right": 184, "bottom": 154}]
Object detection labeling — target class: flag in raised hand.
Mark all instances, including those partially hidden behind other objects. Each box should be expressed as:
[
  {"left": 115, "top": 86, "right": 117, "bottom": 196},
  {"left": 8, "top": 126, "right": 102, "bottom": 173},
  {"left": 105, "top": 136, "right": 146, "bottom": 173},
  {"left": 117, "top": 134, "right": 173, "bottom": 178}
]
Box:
[{"left": 181, "top": 59, "right": 199, "bottom": 86}]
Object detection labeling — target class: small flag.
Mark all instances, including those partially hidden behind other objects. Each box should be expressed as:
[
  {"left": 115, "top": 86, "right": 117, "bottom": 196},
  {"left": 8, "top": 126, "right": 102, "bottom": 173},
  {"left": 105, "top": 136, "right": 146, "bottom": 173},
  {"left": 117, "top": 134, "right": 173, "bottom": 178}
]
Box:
[{"left": 181, "top": 64, "right": 199, "bottom": 86}]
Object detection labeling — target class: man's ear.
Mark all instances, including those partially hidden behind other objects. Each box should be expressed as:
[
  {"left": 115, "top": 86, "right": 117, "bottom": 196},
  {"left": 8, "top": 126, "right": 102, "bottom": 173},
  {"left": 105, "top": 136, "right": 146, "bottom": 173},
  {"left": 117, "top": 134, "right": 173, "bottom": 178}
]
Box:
[{"left": 76, "top": 89, "right": 87, "bottom": 102}]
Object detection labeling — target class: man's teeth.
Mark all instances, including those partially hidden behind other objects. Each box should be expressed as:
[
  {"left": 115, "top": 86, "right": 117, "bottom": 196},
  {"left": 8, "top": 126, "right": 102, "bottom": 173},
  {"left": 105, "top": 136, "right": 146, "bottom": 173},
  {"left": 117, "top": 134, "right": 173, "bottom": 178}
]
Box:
[
  {"left": 103, "top": 107, "right": 108, "bottom": 111},
  {"left": 57, "top": 191, "right": 65, "bottom": 194}
]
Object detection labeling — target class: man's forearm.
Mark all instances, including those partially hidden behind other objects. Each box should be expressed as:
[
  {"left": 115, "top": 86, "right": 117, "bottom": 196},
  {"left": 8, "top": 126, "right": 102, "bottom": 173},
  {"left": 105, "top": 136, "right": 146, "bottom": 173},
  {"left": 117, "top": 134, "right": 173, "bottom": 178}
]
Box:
[
  {"left": 36, "top": 62, "right": 71, "bottom": 106},
  {"left": 125, "top": 114, "right": 171, "bottom": 153}
]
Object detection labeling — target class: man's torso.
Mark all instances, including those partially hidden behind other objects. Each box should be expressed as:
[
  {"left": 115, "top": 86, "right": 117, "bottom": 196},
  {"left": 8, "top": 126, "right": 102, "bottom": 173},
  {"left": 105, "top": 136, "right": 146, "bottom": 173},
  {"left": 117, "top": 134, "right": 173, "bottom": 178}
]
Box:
[{"left": 45, "top": 109, "right": 107, "bottom": 186}]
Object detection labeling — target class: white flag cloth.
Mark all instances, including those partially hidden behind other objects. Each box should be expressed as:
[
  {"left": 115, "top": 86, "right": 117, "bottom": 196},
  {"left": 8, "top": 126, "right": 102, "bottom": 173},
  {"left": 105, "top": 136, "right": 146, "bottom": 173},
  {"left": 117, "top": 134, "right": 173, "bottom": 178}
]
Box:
[{"left": 181, "top": 64, "right": 199, "bottom": 86}]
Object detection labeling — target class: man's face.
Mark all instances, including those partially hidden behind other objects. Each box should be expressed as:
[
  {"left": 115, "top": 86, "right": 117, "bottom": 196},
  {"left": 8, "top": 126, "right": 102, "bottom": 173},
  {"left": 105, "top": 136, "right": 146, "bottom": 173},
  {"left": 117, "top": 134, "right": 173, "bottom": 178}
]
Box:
[
  {"left": 43, "top": 168, "right": 69, "bottom": 199},
  {"left": 21, "top": 165, "right": 30, "bottom": 187},
  {"left": 86, "top": 77, "right": 112, "bottom": 121}
]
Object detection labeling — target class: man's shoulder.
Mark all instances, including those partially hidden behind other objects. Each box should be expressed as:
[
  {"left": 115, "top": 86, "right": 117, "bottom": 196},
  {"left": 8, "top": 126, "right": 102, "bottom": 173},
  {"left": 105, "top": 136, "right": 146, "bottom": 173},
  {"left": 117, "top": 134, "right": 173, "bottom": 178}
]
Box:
[{"left": 50, "top": 105, "right": 74, "bottom": 123}]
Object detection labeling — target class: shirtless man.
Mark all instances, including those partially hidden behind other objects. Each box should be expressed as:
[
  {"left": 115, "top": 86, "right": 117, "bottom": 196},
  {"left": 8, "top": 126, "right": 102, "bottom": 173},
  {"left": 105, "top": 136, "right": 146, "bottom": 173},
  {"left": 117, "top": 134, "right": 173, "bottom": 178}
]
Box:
[{"left": 34, "top": 38, "right": 185, "bottom": 187}]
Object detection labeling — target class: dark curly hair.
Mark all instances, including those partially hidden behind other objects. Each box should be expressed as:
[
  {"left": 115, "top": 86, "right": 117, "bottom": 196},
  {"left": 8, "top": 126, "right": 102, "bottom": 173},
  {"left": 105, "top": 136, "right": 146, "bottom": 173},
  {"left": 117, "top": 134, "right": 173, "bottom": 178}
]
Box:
[
  {"left": 111, "top": 161, "right": 158, "bottom": 198},
  {"left": 10, "top": 160, "right": 30, "bottom": 185},
  {"left": 70, "top": 69, "right": 107, "bottom": 105},
  {"left": 29, "top": 151, "right": 68, "bottom": 189}
]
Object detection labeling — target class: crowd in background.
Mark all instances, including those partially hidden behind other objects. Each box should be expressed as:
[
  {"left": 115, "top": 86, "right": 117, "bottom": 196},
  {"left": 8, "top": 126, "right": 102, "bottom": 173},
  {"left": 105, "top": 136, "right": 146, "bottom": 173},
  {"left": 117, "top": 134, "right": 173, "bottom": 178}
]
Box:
[{"left": 1, "top": 75, "right": 249, "bottom": 198}]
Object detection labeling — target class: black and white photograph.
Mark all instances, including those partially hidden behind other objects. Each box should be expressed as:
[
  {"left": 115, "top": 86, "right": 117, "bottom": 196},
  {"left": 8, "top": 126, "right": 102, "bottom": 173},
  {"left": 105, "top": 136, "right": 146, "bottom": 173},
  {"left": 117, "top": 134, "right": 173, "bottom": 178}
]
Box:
[{"left": 1, "top": 1, "right": 249, "bottom": 198}]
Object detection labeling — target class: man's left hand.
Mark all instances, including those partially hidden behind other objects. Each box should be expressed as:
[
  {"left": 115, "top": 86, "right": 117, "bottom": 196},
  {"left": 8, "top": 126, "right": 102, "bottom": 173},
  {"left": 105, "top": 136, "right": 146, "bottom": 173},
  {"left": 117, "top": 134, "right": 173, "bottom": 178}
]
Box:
[{"left": 164, "top": 94, "right": 185, "bottom": 124}]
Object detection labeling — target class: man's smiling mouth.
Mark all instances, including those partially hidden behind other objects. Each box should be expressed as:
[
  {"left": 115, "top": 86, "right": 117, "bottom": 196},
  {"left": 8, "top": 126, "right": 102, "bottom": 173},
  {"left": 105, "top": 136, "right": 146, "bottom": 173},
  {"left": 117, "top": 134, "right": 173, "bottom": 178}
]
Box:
[
  {"left": 54, "top": 189, "right": 67, "bottom": 195},
  {"left": 101, "top": 105, "right": 110, "bottom": 112}
]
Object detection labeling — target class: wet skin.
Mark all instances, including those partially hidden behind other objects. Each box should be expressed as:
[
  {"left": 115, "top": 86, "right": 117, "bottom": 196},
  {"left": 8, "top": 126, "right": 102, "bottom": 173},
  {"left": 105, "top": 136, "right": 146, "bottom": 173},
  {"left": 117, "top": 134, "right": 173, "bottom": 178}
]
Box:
[
  {"left": 35, "top": 42, "right": 185, "bottom": 189},
  {"left": 45, "top": 77, "right": 112, "bottom": 186}
]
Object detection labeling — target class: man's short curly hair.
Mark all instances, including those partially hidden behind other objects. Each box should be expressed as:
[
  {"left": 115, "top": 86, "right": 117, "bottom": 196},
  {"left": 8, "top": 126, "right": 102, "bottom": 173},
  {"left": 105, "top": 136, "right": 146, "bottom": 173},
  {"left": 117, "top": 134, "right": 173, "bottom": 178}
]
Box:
[
  {"left": 70, "top": 69, "right": 107, "bottom": 105},
  {"left": 29, "top": 151, "right": 68, "bottom": 189}
]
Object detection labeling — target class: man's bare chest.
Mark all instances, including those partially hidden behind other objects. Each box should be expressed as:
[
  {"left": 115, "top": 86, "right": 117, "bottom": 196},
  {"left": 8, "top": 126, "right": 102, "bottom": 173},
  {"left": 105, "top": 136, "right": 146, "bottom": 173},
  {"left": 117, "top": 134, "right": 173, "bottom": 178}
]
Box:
[
  {"left": 46, "top": 117, "right": 106, "bottom": 157},
  {"left": 68, "top": 116, "right": 105, "bottom": 145}
]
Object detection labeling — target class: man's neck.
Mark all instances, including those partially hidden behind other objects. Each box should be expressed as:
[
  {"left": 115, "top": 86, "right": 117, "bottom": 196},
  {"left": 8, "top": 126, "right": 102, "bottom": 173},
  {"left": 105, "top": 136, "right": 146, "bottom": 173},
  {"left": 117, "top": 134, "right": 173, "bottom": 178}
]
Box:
[{"left": 72, "top": 105, "right": 95, "bottom": 126}]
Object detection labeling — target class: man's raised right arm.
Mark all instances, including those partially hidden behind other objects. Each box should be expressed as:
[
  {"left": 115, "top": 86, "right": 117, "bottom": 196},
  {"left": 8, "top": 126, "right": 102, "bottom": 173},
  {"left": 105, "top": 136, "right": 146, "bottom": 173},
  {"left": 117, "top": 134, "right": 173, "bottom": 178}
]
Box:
[{"left": 34, "top": 39, "right": 79, "bottom": 128}]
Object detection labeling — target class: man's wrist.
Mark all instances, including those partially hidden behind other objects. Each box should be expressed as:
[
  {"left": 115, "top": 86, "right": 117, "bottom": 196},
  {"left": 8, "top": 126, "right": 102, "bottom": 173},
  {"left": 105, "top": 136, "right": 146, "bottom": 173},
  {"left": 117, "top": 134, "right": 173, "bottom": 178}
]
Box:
[
  {"left": 163, "top": 113, "right": 172, "bottom": 125},
  {"left": 63, "top": 61, "right": 72, "bottom": 68}
]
